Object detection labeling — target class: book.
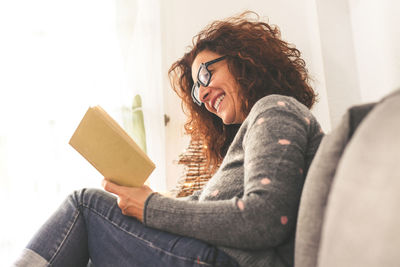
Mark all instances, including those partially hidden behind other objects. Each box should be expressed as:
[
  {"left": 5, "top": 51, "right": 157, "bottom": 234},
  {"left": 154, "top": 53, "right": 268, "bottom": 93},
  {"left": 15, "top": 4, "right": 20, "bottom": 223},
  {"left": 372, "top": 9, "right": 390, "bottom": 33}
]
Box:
[{"left": 69, "top": 106, "right": 155, "bottom": 187}]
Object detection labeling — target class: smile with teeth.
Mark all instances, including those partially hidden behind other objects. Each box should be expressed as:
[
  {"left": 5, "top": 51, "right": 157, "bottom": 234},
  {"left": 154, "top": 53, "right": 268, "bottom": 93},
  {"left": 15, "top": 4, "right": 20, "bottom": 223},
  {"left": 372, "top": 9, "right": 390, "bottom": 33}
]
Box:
[{"left": 213, "top": 94, "right": 225, "bottom": 112}]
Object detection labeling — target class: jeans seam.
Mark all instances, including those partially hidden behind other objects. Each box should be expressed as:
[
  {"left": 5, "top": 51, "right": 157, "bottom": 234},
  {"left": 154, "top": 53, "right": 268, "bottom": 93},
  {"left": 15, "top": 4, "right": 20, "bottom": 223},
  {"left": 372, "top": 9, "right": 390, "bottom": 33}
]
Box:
[
  {"left": 48, "top": 208, "right": 81, "bottom": 265},
  {"left": 81, "top": 203, "right": 214, "bottom": 266}
]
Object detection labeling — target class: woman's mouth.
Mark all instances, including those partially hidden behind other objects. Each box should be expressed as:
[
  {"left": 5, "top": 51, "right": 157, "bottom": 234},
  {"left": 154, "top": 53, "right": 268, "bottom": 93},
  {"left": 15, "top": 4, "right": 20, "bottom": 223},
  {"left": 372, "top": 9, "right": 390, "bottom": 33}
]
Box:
[{"left": 214, "top": 94, "right": 225, "bottom": 112}]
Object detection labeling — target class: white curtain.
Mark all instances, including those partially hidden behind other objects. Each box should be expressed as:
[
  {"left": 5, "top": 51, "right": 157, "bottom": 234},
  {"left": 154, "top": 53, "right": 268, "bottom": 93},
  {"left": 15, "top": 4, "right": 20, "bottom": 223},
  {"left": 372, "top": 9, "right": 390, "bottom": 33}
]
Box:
[
  {"left": 0, "top": 0, "right": 163, "bottom": 265},
  {"left": 116, "top": 0, "right": 166, "bottom": 192},
  {"left": 314, "top": 0, "right": 400, "bottom": 128}
]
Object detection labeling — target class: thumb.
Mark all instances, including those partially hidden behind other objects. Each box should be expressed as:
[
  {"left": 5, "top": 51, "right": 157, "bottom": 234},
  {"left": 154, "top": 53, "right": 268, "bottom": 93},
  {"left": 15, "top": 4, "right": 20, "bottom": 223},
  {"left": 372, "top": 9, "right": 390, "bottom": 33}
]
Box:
[{"left": 102, "top": 179, "right": 122, "bottom": 195}]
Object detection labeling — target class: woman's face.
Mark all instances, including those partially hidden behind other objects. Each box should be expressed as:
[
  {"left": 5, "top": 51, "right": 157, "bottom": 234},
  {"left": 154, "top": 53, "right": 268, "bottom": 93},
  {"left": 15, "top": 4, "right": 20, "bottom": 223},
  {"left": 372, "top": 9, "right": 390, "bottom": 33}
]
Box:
[{"left": 191, "top": 50, "right": 245, "bottom": 124}]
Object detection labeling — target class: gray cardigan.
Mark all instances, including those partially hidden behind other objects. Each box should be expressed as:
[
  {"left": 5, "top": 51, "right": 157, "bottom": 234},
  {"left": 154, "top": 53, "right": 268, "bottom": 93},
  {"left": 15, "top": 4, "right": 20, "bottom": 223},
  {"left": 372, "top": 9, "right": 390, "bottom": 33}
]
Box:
[{"left": 144, "top": 95, "right": 323, "bottom": 266}]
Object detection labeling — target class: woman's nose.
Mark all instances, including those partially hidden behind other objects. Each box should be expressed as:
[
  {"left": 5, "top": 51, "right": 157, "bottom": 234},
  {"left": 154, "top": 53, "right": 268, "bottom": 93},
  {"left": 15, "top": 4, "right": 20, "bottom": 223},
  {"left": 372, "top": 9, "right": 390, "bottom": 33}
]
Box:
[{"left": 198, "top": 85, "right": 211, "bottom": 103}]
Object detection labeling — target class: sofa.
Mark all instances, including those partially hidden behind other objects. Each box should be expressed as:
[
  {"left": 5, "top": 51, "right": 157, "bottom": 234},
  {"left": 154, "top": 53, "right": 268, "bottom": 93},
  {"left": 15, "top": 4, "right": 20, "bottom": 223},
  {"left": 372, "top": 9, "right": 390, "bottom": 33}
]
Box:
[{"left": 295, "top": 89, "right": 400, "bottom": 267}]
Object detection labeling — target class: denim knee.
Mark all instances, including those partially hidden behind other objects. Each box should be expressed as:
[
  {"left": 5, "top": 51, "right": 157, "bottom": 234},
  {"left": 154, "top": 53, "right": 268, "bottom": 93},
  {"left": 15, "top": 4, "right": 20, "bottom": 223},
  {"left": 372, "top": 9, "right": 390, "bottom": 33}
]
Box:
[
  {"left": 67, "top": 188, "right": 117, "bottom": 216},
  {"left": 68, "top": 188, "right": 110, "bottom": 208}
]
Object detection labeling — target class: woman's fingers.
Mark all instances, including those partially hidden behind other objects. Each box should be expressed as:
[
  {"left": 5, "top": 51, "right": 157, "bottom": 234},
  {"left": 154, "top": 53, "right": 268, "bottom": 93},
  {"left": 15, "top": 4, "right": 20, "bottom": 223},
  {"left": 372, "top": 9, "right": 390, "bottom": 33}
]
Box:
[
  {"left": 101, "top": 178, "right": 153, "bottom": 222},
  {"left": 102, "top": 179, "right": 124, "bottom": 195}
]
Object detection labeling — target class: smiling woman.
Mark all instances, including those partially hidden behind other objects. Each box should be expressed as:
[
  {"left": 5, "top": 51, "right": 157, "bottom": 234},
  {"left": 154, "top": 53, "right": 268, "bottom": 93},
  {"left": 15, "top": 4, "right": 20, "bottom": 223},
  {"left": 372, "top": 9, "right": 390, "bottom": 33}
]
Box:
[
  {"left": 12, "top": 11, "right": 323, "bottom": 267},
  {"left": 169, "top": 11, "right": 316, "bottom": 172}
]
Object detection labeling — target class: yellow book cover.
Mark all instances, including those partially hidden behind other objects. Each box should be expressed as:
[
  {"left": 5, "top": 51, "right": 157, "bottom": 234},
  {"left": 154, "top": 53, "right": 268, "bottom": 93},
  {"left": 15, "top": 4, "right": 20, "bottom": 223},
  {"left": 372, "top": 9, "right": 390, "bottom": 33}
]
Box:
[{"left": 69, "top": 106, "right": 155, "bottom": 187}]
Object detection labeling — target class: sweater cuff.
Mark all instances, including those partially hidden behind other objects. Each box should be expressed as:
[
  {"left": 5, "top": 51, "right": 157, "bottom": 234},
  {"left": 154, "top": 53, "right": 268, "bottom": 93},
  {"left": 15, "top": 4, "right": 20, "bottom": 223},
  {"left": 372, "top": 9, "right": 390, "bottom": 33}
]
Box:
[{"left": 143, "top": 192, "right": 160, "bottom": 225}]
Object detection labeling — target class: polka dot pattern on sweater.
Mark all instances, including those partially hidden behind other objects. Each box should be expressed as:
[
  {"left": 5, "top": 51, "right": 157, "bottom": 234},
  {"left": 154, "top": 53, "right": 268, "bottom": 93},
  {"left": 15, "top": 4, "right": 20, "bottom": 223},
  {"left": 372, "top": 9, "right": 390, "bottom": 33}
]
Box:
[
  {"left": 261, "top": 178, "right": 271, "bottom": 185},
  {"left": 281, "top": 216, "right": 288, "bottom": 225},
  {"left": 237, "top": 200, "right": 245, "bottom": 211},
  {"left": 277, "top": 101, "right": 286, "bottom": 106},
  {"left": 278, "top": 139, "right": 291, "bottom": 145},
  {"left": 256, "top": 118, "right": 265, "bottom": 125},
  {"left": 211, "top": 190, "right": 219, "bottom": 197}
]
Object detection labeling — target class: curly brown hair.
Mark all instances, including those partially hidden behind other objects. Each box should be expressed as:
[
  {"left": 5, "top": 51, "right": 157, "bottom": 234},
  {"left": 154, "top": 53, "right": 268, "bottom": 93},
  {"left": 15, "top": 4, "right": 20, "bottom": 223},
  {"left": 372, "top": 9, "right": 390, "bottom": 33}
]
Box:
[{"left": 169, "top": 11, "right": 316, "bottom": 172}]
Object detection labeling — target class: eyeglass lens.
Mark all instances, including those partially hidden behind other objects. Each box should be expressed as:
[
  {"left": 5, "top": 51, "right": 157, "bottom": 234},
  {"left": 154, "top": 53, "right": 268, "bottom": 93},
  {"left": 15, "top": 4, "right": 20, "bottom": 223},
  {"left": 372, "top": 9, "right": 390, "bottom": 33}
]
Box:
[
  {"left": 193, "top": 65, "right": 210, "bottom": 103},
  {"left": 198, "top": 65, "right": 210, "bottom": 86},
  {"left": 193, "top": 83, "right": 200, "bottom": 102}
]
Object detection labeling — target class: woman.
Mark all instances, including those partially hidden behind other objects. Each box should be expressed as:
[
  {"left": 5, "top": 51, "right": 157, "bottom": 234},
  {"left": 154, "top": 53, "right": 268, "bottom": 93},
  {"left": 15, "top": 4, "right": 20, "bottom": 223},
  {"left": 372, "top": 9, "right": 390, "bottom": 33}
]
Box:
[{"left": 14, "top": 12, "right": 323, "bottom": 267}]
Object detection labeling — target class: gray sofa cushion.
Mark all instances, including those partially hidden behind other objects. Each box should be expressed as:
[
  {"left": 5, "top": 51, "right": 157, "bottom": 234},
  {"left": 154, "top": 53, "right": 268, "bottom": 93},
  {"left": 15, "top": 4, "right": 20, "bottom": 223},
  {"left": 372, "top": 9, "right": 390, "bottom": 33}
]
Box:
[
  {"left": 295, "top": 109, "right": 351, "bottom": 267},
  {"left": 318, "top": 89, "right": 400, "bottom": 267},
  {"left": 295, "top": 101, "right": 376, "bottom": 267}
]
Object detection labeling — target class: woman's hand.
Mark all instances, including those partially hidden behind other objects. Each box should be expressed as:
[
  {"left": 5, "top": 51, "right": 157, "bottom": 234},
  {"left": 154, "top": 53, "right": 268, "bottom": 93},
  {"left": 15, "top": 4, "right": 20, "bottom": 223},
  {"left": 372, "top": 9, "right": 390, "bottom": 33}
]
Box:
[{"left": 101, "top": 179, "right": 154, "bottom": 222}]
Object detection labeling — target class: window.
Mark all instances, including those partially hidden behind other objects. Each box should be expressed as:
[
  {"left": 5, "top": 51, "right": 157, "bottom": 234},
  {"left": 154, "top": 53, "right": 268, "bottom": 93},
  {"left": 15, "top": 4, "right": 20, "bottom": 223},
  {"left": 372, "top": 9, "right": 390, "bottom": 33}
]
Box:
[{"left": 0, "top": 0, "right": 164, "bottom": 264}]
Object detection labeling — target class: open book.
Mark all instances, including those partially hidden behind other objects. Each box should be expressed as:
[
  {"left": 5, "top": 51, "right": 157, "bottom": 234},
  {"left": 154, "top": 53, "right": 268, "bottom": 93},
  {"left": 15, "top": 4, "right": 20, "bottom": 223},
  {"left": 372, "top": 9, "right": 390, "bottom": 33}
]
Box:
[{"left": 69, "top": 106, "right": 155, "bottom": 187}]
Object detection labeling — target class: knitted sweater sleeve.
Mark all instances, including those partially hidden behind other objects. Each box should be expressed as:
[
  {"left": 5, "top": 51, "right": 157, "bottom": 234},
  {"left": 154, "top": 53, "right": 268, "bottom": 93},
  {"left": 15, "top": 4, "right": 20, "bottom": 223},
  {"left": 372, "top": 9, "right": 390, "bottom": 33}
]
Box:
[{"left": 143, "top": 99, "right": 310, "bottom": 249}]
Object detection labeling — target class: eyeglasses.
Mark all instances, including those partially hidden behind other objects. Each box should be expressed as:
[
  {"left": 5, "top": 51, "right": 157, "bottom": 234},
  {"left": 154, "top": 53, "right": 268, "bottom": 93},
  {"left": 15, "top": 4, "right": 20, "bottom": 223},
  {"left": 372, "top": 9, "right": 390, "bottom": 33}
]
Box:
[{"left": 191, "top": 56, "right": 226, "bottom": 106}]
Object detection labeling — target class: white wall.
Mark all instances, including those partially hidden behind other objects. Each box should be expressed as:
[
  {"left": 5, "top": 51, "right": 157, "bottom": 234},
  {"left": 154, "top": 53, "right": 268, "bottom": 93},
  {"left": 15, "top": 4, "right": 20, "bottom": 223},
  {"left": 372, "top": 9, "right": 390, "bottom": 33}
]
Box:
[
  {"left": 316, "top": 0, "right": 362, "bottom": 126},
  {"left": 349, "top": 0, "right": 400, "bottom": 102},
  {"left": 316, "top": 0, "right": 400, "bottom": 124}
]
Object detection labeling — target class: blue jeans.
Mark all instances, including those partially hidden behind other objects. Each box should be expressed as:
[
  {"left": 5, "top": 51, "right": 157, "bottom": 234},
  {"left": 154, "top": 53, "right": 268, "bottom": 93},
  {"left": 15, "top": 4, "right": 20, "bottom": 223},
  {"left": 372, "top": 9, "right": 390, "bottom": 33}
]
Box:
[{"left": 13, "top": 189, "right": 238, "bottom": 267}]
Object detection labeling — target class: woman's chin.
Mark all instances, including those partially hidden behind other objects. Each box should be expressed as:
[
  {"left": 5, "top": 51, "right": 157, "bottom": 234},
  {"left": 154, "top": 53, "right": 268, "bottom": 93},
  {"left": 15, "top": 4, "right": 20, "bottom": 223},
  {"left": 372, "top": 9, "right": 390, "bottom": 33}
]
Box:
[{"left": 220, "top": 115, "right": 234, "bottom": 125}]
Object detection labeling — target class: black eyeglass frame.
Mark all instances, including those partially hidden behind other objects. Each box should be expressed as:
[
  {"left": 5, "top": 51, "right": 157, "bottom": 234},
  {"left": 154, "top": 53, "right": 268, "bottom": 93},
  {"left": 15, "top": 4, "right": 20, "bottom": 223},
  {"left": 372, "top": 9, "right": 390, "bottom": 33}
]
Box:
[{"left": 191, "top": 55, "right": 227, "bottom": 106}]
